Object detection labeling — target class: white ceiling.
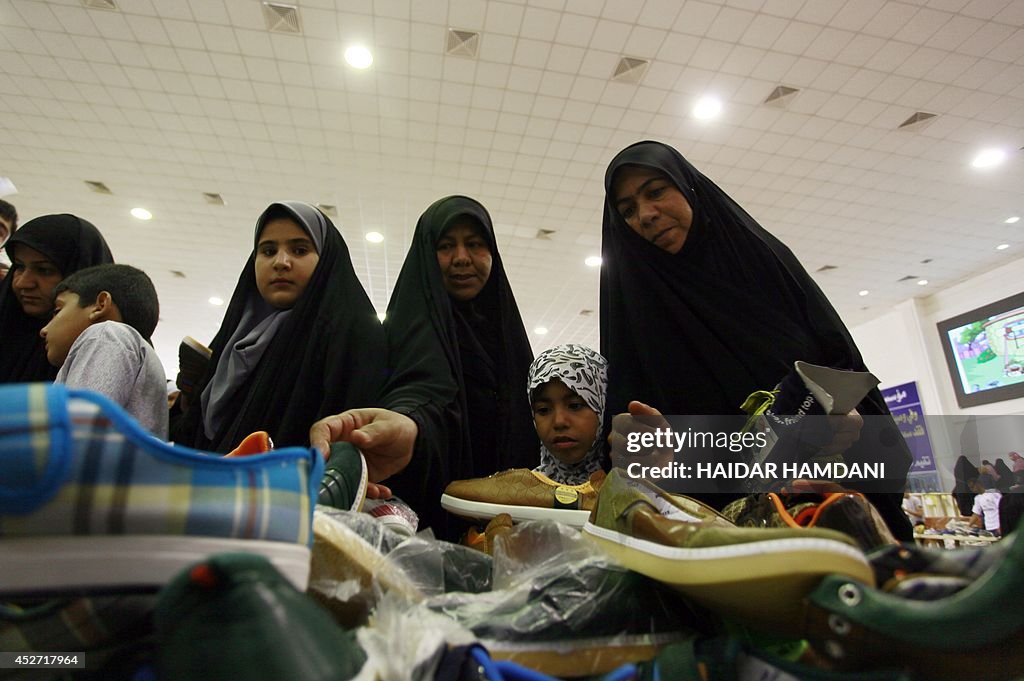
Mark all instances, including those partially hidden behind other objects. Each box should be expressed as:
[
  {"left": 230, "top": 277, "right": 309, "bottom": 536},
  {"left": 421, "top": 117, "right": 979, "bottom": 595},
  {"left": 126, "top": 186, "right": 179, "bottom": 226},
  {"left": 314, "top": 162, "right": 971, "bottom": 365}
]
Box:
[{"left": 2, "top": 0, "right": 1022, "bottom": 379}]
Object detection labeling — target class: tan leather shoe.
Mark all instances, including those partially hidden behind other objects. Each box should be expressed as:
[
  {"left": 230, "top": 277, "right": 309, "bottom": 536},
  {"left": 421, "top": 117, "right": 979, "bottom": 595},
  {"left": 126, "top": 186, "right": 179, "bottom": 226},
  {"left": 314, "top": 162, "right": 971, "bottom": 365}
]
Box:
[{"left": 441, "top": 469, "right": 605, "bottom": 528}]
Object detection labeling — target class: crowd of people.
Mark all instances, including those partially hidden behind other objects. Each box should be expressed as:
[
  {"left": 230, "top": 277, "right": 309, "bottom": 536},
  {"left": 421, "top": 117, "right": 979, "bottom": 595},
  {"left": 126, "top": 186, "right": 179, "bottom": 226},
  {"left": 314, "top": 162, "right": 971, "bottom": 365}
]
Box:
[{"left": 0, "top": 142, "right": 922, "bottom": 541}]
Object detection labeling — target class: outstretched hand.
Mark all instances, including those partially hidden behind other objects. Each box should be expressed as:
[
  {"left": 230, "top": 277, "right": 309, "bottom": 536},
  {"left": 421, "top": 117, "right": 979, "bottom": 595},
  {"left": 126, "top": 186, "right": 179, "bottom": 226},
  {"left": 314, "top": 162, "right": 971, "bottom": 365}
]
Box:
[
  {"left": 309, "top": 408, "right": 418, "bottom": 500},
  {"left": 609, "top": 400, "right": 675, "bottom": 470}
]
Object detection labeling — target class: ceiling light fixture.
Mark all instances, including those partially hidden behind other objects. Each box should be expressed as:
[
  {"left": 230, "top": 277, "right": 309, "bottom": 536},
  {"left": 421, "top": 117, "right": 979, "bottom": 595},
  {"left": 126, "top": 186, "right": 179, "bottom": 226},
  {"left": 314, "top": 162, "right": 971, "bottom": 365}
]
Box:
[
  {"left": 692, "top": 96, "right": 722, "bottom": 121},
  {"left": 209, "top": 296, "right": 224, "bottom": 305},
  {"left": 858, "top": 290, "right": 869, "bottom": 297},
  {"left": 130, "top": 207, "right": 152, "bottom": 220},
  {"left": 344, "top": 45, "right": 373, "bottom": 69},
  {"left": 971, "top": 148, "right": 1007, "bottom": 169},
  {"left": 585, "top": 255, "right": 602, "bottom": 267},
  {"left": 534, "top": 326, "right": 548, "bottom": 335},
  {"left": 365, "top": 231, "right": 384, "bottom": 243},
  {"left": 997, "top": 243, "right": 1010, "bottom": 250},
  {"left": 917, "top": 280, "right": 929, "bottom": 286},
  {"left": 1006, "top": 216, "right": 1020, "bottom": 224}
]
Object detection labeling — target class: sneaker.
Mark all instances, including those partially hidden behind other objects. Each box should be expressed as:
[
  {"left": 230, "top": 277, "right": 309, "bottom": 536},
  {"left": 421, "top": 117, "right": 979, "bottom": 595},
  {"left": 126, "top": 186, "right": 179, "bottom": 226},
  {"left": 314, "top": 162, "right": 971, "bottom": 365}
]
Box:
[
  {"left": 582, "top": 469, "right": 873, "bottom": 636},
  {"left": 318, "top": 442, "right": 368, "bottom": 512},
  {"left": 721, "top": 487, "right": 897, "bottom": 551},
  {"left": 741, "top": 361, "right": 879, "bottom": 477},
  {"left": 804, "top": 531, "right": 1024, "bottom": 680},
  {"left": 155, "top": 553, "right": 366, "bottom": 681},
  {"left": 0, "top": 382, "right": 322, "bottom": 595},
  {"left": 362, "top": 496, "right": 419, "bottom": 537},
  {"left": 462, "top": 513, "right": 514, "bottom": 556},
  {"left": 224, "top": 430, "right": 273, "bottom": 457},
  {"left": 175, "top": 336, "right": 211, "bottom": 396},
  {"left": 441, "top": 469, "right": 605, "bottom": 528},
  {"left": 0, "top": 595, "right": 157, "bottom": 679}
]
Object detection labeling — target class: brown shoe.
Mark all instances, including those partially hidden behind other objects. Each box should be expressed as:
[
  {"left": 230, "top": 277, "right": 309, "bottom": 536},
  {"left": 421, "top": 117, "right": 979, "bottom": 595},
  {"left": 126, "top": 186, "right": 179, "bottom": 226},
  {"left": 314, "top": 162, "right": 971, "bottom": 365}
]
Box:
[{"left": 441, "top": 469, "right": 605, "bottom": 528}]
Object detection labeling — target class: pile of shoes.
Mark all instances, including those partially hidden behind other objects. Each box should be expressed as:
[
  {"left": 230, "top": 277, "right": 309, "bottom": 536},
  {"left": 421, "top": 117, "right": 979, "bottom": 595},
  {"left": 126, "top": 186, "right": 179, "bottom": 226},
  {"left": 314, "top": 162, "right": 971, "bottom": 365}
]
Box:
[{"left": 4, "top": 381, "right": 1024, "bottom": 681}]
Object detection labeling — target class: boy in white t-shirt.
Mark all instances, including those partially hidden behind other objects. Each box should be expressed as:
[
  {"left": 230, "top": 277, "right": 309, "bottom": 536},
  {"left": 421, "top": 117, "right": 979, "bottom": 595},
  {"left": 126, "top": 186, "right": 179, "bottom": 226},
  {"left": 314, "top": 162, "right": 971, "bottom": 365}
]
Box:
[
  {"left": 970, "top": 474, "right": 1003, "bottom": 536},
  {"left": 40, "top": 263, "right": 168, "bottom": 438}
]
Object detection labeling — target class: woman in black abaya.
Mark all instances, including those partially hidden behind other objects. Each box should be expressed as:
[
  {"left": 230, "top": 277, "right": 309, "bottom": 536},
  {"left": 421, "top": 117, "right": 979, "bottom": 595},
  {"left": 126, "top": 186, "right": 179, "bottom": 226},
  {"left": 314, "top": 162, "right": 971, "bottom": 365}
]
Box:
[
  {"left": 600, "top": 140, "right": 912, "bottom": 539},
  {"left": 379, "top": 196, "right": 537, "bottom": 539},
  {"left": 0, "top": 214, "right": 114, "bottom": 384},
  {"left": 173, "top": 201, "right": 385, "bottom": 452}
]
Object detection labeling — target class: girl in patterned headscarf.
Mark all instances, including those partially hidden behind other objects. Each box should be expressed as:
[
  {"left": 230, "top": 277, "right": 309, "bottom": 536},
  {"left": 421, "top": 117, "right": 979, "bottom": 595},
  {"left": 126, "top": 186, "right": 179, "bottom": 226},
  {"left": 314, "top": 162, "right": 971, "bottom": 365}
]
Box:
[{"left": 528, "top": 344, "right": 609, "bottom": 485}]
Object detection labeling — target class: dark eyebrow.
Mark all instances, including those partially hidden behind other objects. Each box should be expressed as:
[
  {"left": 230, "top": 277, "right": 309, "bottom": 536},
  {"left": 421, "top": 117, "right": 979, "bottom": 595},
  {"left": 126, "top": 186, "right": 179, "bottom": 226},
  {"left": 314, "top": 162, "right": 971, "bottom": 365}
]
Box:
[{"left": 615, "top": 176, "right": 665, "bottom": 209}]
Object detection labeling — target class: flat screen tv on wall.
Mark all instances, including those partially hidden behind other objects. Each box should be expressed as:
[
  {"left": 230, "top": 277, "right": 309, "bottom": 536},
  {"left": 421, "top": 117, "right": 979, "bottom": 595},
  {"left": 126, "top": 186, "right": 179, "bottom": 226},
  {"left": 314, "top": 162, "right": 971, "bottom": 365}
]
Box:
[{"left": 937, "top": 291, "right": 1024, "bottom": 408}]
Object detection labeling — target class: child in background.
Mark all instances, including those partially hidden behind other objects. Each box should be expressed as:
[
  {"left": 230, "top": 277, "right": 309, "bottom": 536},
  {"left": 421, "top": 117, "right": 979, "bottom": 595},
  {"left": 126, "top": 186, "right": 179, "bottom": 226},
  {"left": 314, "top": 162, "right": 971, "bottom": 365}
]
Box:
[
  {"left": 528, "top": 344, "right": 609, "bottom": 485},
  {"left": 40, "top": 263, "right": 168, "bottom": 438}
]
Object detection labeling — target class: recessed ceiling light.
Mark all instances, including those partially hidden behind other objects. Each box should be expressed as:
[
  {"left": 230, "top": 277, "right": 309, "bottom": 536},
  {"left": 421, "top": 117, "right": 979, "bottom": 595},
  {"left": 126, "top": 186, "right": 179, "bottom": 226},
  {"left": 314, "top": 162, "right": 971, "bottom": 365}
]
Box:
[
  {"left": 1006, "top": 216, "right": 1020, "bottom": 224},
  {"left": 534, "top": 326, "right": 548, "bottom": 335},
  {"left": 585, "top": 255, "right": 602, "bottom": 267},
  {"left": 377, "top": 311, "right": 386, "bottom": 322},
  {"left": 344, "top": 45, "right": 373, "bottom": 69},
  {"left": 692, "top": 96, "right": 722, "bottom": 120},
  {"left": 971, "top": 148, "right": 1007, "bottom": 169},
  {"left": 208, "top": 296, "right": 224, "bottom": 306},
  {"left": 365, "top": 231, "right": 384, "bottom": 243},
  {"left": 997, "top": 243, "right": 1010, "bottom": 250},
  {"left": 130, "top": 207, "right": 152, "bottom": 220},
  {"left": 917, "top": 280, "right": 929, "bottom": 286},
  {"left": 858, "top": 290, "right": 869, "bottom": 297}
]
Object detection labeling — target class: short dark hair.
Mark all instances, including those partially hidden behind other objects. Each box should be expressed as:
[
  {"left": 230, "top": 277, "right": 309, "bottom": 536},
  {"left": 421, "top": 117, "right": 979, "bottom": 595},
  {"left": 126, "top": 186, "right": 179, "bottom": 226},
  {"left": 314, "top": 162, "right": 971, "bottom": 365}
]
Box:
[
  {"left": 0, "top": 199, "right": 16, "bottom": 231},
  {"left": 55, "top": 264, "right": 160, "bottom": 340}
]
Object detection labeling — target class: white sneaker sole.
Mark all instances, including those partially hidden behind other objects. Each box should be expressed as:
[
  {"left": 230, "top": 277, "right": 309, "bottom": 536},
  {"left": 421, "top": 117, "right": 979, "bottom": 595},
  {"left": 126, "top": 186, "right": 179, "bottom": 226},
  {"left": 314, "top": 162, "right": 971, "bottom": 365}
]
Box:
[
  {"left": 440, "top": 494, "right": 591, "bottom": 528},
  {"left": 0, "top": 536, "right": 310, "bottom": 595},
  {"left": 583, "top": 520, "right": 873, "bottom": 635}
]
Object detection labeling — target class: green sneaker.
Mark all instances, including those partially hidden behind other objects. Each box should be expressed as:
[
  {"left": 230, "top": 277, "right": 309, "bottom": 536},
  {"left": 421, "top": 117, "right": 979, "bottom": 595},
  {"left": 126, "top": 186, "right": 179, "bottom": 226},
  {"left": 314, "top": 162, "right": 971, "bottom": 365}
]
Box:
[
  {"left": 582, "top": 469, "right": 873, "bottom": 636},
  {"left": 318, "top": 442, "right": 368, "bottom": 511},
  {"left": 805, "top": 530, "right": 1024, "bottom": 680},
  {"left": 155, "top": 553, "right": 366, "bottom": 681}
]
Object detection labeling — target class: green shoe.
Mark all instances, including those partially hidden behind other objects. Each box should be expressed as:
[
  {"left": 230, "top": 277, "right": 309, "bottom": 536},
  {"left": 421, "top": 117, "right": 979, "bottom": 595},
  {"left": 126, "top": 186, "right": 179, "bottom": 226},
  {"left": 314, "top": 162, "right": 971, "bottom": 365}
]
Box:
[
  {"left": 155, "top": 553, "right": 366, "bottom": 681},
  {"left": 582, "top": 469, "right": 873, "bottom": 636},
  {"left": 318, "top": 442, "right": 368, "bottom": 511},
  {"left": 805, "top": 531, "right": 1024, "bottom": 680}
]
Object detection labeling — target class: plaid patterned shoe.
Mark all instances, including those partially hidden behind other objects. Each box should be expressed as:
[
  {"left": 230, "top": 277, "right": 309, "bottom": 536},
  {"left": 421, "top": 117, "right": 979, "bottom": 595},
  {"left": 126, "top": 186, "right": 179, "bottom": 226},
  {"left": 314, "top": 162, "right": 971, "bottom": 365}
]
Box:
[{"left": 0, "top": 383, "right": 323, "bottom": 595}]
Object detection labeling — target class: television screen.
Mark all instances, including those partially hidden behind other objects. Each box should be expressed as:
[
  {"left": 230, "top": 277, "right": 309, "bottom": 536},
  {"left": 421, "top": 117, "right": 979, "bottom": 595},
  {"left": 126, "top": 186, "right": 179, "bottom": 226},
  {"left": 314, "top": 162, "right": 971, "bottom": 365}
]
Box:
[{"left": 937, "top": 291, "right": 1024, "bottom": 408}]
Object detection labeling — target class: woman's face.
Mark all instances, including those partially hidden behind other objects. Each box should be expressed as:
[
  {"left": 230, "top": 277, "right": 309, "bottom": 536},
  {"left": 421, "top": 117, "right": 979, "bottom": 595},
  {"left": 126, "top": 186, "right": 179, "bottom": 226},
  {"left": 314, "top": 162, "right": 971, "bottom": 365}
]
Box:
[
  {"left": 612, "top": 166, "right": 693, "bottom": 254},
  {"left": 255, "top": 217, "right": 320, "bottom": 310},
  {"left": 436, "top": 219, "right": 492, "bottom": 302},
  {"left": 9, "top": 244, "right": 63, "bottom": 319}
]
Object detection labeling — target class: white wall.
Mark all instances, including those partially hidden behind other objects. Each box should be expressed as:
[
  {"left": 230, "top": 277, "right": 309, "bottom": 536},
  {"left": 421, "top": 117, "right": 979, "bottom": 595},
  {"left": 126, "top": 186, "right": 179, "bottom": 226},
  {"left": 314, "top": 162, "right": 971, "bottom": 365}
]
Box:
[
  {"left": 850, "top": 255, "right": 1024, "bottom": 488},
  {"left": 851, "top": 254, "right": 1024, "bottom": 417}
]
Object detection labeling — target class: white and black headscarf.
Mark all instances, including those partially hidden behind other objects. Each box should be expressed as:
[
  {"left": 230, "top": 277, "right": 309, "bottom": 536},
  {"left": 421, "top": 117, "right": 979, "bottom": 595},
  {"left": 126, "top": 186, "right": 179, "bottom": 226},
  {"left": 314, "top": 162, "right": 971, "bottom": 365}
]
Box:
[{"left": 528, "top": 344, "right": 608, "bottom": 485}]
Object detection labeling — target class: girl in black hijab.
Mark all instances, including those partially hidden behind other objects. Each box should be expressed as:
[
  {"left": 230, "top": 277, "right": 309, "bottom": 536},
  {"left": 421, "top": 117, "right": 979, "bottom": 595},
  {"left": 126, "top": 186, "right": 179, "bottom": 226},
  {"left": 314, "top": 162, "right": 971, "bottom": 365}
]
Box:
[
  {"left": 174, "top": 201, "right": 385, "bottom": 452},
  {"left": 0, "top": 214, "right": 114, "bottom": 383},
  {"left": 381, "top": 195, "right": 537, "bottom": 538},
  {"left": 600, "top": 141, "right": 912, "bottom": 539}
]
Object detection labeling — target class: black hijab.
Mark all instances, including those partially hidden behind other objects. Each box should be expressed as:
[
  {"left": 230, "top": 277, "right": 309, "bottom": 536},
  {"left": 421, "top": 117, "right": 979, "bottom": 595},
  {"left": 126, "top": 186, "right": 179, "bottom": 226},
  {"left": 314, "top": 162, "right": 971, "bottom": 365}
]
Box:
[
  {"left": 382, "top": 195, "right": 537, "bottom": 538},
  {"left": 600, "top": 141, "right": 912, "bottom": 538},
  {"left": 174, "top": 202, "right": 385, "bottom": 452},
  {"left": 0, "top": 214, "right": 114, "bottom": 384}
]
